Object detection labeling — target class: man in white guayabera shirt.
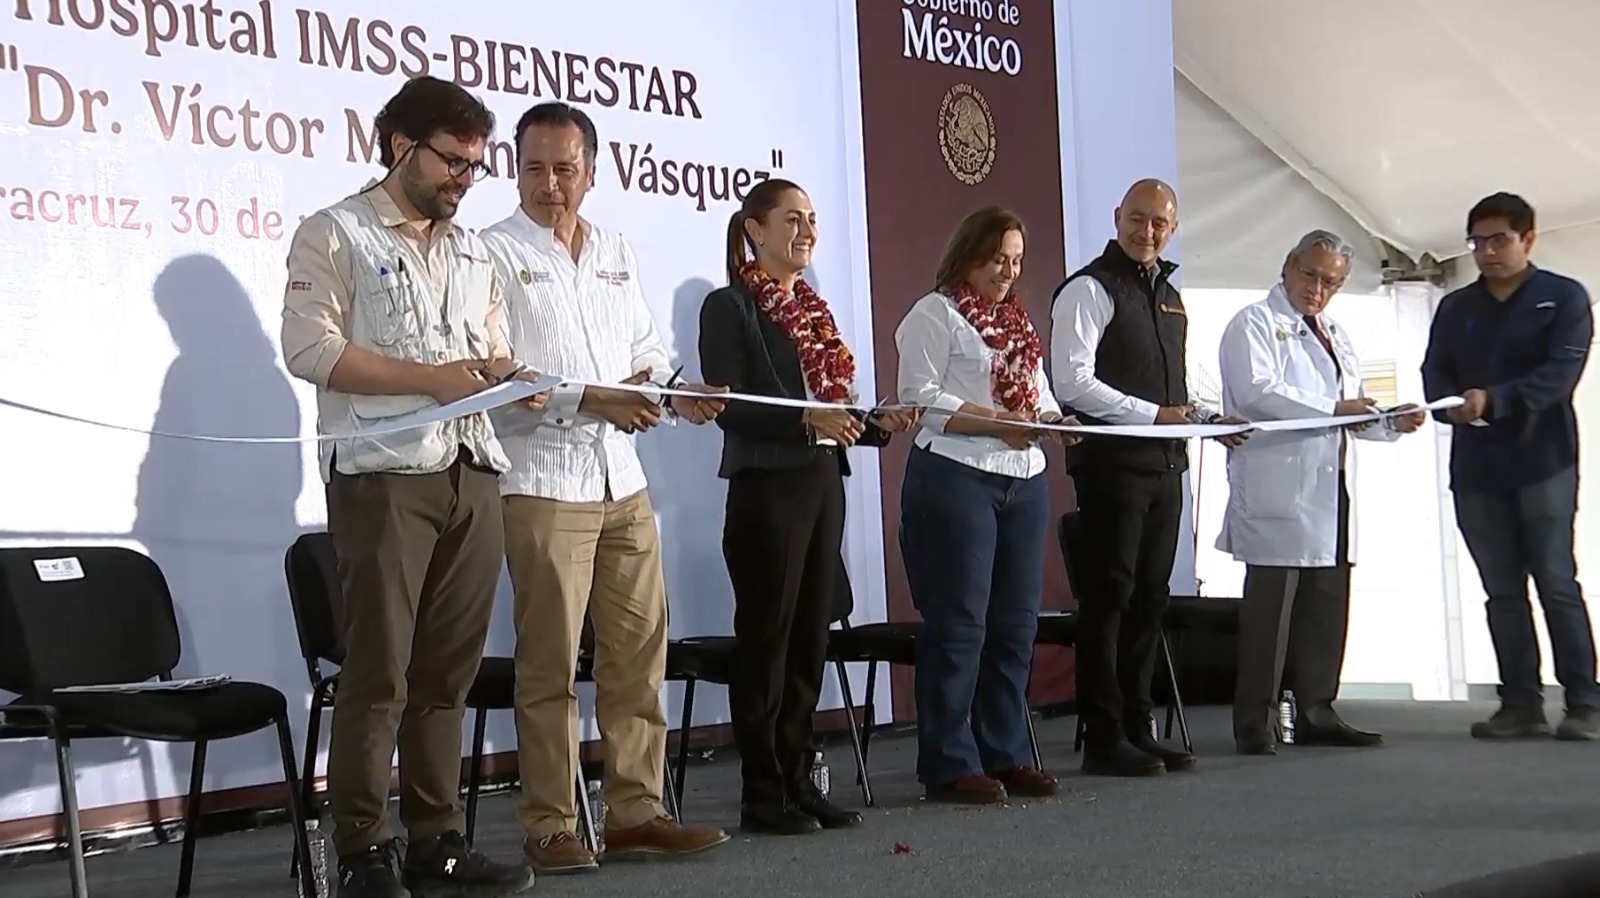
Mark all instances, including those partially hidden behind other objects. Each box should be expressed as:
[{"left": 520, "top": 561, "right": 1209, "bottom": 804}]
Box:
[{"left": 480, "top": 101, "right": 730, "bottom": 875}]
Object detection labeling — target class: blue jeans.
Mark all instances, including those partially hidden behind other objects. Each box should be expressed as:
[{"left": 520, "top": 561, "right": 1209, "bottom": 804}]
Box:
[
  {"left": 899, "top": 448, "right": 1049, "bottom": 787},
  {"left": 1453, "top": 466, "right": 1599, "bottom": 709}
]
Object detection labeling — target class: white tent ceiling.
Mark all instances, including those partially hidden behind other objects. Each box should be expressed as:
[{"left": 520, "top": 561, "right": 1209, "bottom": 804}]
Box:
[{"left": 1173, "top": 0, "right": 1600, "bottom": 265}]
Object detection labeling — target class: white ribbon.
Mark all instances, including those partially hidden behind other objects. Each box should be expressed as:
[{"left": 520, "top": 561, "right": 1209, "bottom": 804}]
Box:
[{"left": 0, "top": 376, "right": 1463, "bottom": 444}]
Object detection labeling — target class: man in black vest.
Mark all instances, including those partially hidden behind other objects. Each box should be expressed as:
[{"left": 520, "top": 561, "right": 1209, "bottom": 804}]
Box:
[{"left": 1050, "top": 179, "right": 1242, "bottom": 776}]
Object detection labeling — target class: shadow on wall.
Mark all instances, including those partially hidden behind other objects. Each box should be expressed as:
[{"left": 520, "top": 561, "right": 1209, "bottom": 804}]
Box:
[
  {"left": 132, "top": 251, "right": 308, "bottom": 788},
  {"left": 0, "top": 254, "right": 309, "bottom": 833},
  {"left": 635, "top": 277, "right": 734, "bottom": 725}
]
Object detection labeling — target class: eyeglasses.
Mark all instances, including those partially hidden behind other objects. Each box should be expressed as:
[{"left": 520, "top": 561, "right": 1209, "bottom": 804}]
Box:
[
  {"left": 420, "top": 142, "right": 492, "bottom": 182},
  {"left": 1466, "top": 231, "right": 1517, "bottom": 253},
  {"left": 1294, "top": 266, "right": 1345, "bottom": 293}
]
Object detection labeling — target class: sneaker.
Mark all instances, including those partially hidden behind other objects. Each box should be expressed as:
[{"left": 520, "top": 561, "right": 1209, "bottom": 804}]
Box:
[
  {"left": 603, "top": 816, "right": 729, "bottom": 860},
  {"left": 402, "top": 830, "right": 534, "bottom": 897},
  {"left": 1555, "top": 706, "right": 1600, "bottom": 741},
  {"left": 1469, "top": 703, "right": 1551, "bottom": 739},
  {"left": 336, "top": 841, "right": 409, "bottom": 898},
  {"left": 523, "top": 830, "right": 598, "bottom": 874}
]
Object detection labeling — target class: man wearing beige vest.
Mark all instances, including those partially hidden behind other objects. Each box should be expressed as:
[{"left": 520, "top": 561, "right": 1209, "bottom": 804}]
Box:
[{"left": 281, "top": 76, "right": 543, "bottom": 898}]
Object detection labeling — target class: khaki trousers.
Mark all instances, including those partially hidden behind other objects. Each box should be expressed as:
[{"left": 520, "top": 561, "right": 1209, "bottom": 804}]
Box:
[
  {"left": 503, "top": 489, "right": 669, "bottom": 838},
  {"left": 323, "top": 453, "right": 503, "bottom": 857}
]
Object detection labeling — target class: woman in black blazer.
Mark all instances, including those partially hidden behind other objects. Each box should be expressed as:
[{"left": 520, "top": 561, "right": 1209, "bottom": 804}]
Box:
[{"left": 698, "top": 177, "right": 918, "bottom": 836}]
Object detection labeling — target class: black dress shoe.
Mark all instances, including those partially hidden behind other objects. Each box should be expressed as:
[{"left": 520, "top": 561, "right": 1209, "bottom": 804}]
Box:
[
  {"left": 1470, "top": 703, "right": 1550, "bottom": 739},
  {"left": 1234, "top": 731, "right": 1277, "bottom": 755},
  {"left": 1556, "top": 705, "right": 1600, "bottom": 741},
  {"left": 1081, "top": 740, "right": 1166, "bottom": 777},
  {"left": 740, "top": 801, "right": 821, "bottom": 836},
  {"left": 1295, "top": 719, "right": 1383, "bottom": 747},
  {"left": 1129, "top": 737, "right": 1197, "bottom": 771},
  {"left": 795, "top": 792, "right": 863, "bottom": 829}
]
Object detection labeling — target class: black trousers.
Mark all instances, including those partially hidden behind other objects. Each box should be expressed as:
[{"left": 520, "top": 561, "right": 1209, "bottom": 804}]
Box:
[
  {"left": 1233, "top": 479, "right": 1352, "bottom": 740},
  {"left": 1072, "top": 467, "right": 1184, "bottom": 749},
  {"left": 722, "top": 453, "right": 845, "bottom": 805}
]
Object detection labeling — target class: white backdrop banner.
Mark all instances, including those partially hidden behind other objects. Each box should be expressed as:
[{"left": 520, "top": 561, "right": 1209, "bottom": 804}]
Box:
[{"left": 0, "top": 0, "right": 872, "bottom": 825}]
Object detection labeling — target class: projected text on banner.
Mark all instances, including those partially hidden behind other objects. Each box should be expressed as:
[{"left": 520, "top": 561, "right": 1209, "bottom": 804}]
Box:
[{"left": 4, "top": 2, "right": 788, "bottom": 234}]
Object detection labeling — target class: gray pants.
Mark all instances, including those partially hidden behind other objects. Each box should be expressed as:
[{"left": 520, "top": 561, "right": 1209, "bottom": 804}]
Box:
[{"left": 1233, "top": 480, "right": 1351, "bottom": 740}]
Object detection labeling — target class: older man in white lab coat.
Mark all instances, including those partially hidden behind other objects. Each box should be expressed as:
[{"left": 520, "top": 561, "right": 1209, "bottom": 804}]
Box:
[{"left": 1217, "top": 230, "right": 1427, "bottom": 755}]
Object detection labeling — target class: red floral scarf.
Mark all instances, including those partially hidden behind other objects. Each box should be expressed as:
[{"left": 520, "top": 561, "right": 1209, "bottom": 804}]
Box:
[
  {"left": 740, "top": 262, "right": 857, "bottom": 402},
  {"left": 948, "top": 281, "right": 1042, "bottom": 413}
]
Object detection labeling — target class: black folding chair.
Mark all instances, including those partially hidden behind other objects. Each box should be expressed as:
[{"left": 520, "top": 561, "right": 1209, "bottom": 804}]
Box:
[
  {"left": 0, "top": 546, "right": 314, "bottom": 898},
  {"left": 1056, "top": 512, "right": 1193, "bottom": 753},
  {"left": 663, "top": 635, "right": 736, "bottom": 814},
  {"left": 282, "top": 532, "right": 600, "bottom": 860},
  {"left": 668, "top": 554, "right": 870, "bottom": 813},
  {"left": 828, "top": 564, "right": 1058, "bottom": 805}
]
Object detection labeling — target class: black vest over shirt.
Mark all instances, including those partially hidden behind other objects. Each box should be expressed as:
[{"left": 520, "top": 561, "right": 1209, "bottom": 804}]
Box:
[{"left": 1052, "top": 240, "right": 1190, "bottom": 474}]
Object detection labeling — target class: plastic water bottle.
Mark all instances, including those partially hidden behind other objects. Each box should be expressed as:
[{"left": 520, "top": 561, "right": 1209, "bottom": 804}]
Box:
[
  {"left": 1279, "top": 690, "right": 1297, "bottom": 744},
  {"left": 297, "top": 816, "right": 330, "bottom": 898},
  {"left": 810, "top": 751, "right": 831, "bottom": 799},
  {"left": 585, "top": 780, "right": 606, "bottom": 852}
]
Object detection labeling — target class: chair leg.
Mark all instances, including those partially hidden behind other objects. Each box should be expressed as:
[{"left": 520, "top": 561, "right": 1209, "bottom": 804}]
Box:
[
  {"left": 1023, "top": 680, "right": 1043, "bottom": 770},
  {"left": 290, "top": 693, "right": 326, "bottom": 880},
  {"left": 275, "top": 717, "right": 317, "bottom": 898},
  {"left": 860, "top": 660, "right": 879, "bottom": 764},
  {"left": 1159, "top": 631, "right": 1193, "bottom": 753},
  {"left": 673, "top": 679, "right": 697, "bottom": 812},
  {"left": 52, "top": 734, "right": 89, "bottom": 898},
  {"left": 1073, "top": 715, "right": 1085, "bottom": 753},
  {"left": 662, "top": 759, "right": 681, "bottom": 823},
  {"left": 832, "top": 659, "right": 874, "bottom": 808},
  {"left": 574, "top": 769, "right": 598, "bottom": 854},
  {"left": 464, "top": 707, "right": 489, "bottom": 849},
  {"left": 1164, "top": 630, "right": 1184, "bottom": 738},
  {"left": 175, "top": 740, "right": 207, "bottom": 898}
]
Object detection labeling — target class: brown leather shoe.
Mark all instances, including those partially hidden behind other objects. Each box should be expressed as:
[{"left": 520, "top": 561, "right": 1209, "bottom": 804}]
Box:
[
  {"left": 924, "top": 774, "right": 1008, "bottom": 805},
  {"left": 523, "top": 831, "right": 598, "bottom": 874},
  {"left": 991, "top": 766, "right": 1060, "bottom": 798},
  {"left": 603, "top": 816, "right": 729, "bottom": 860}
]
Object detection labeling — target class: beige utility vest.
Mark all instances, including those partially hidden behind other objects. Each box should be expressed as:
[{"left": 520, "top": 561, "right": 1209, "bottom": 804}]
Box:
[{"left": 316, "top": 197, "right": 509, "bottom": 478}]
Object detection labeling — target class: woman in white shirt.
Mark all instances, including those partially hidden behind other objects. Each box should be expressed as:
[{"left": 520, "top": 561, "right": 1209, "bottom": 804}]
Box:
[{"left": 894, "top": 206, "right": 1080, "bottom": 805}]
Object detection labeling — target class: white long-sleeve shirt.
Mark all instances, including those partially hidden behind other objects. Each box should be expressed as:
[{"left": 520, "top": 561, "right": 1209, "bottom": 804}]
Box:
[
  {"left": 480, "top": 209, "right": 671, "bottom": 503},
  {"left": 895, "top": 291, "right": 1061, "bottom": 478},
  {"left": 1048, "top": 276, "right": 1162, "bottom": 424}
]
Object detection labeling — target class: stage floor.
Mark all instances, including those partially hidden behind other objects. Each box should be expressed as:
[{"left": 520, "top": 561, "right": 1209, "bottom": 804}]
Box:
[{"left": 4, "top": 700, "right": 1598, "bottom": 897}]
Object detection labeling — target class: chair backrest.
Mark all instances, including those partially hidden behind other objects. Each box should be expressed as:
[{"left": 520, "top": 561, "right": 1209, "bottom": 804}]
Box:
[
  {"left": 283, "top": 532, "right": 346, "bottom": 668},
  {"left": 0, "top": 546, "right": 181, "bottom": 694},
  {"left": 1057, "top": 511, "right": 1088, "bottom": 598}
]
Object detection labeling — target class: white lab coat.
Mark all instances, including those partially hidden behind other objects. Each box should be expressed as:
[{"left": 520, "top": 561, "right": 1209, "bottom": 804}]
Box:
[{"left": 1215, "top": 285, "right": 1399, "bottom": 567}]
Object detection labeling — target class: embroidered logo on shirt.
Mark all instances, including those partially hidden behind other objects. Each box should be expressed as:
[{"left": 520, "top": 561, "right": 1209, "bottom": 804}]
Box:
[
  {"left": 521, "top": 270, "right": 553, "bottom": 285},
  {"left": 596, "top": 270, "right": 631, "bottom": 286},
  {"left": 289, "top": 280, "right": 312, "bottom": 292}
]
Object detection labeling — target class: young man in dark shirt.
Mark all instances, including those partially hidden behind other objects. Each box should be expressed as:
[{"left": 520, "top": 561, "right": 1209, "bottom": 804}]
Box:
[{"left": 1422, "top": 192, "right": 1597, "bottom": 741}]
